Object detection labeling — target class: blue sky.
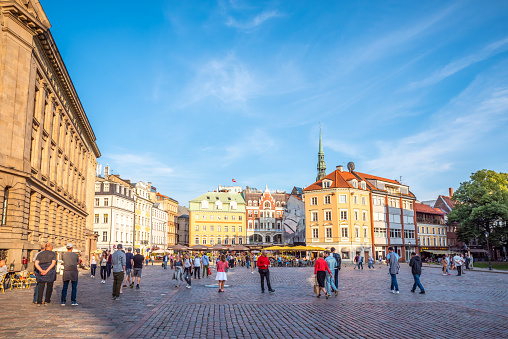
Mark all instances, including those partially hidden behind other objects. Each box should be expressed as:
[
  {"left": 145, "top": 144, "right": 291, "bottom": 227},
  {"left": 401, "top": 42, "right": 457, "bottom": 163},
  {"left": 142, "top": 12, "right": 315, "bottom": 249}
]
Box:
[{"left": 41, "top": 0, "right": 508, "bottom": 206}]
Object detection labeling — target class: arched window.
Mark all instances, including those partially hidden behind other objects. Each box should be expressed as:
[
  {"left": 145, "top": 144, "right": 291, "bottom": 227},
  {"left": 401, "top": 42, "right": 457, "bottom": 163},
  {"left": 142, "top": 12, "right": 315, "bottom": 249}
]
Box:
[
  {"left": 249, "top": 234, "right": 263, "bottom": 243},
  {"left": 264, "top": 201, "right": 271, "bottom": 209},
  {"left": 248, "top": 200, "right": 252, "bottom": 206},
  {"left": 1, "top": 186, "right": 9, "bottom": 225},
  {"left": 276, "top": 201, "right": 280, "bottom": 207},
  {"left": 215, "top": 201, "right": 222, "bottom": 210},
  {"left": 265, "top": 235, "right": 271, "bottom": 243}
]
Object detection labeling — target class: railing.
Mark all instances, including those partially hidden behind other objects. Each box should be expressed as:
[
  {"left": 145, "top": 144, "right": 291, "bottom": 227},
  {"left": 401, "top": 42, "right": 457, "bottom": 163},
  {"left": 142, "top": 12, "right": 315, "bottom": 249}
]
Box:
[{"left": 416, "top": 218, "right": 444, "bottom": 225}]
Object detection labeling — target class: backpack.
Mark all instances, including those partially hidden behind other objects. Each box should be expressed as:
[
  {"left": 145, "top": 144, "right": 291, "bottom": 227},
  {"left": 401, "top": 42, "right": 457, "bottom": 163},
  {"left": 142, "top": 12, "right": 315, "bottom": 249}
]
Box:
[{"left": 333, "top": 253, "right": 342, "bottom": 270}]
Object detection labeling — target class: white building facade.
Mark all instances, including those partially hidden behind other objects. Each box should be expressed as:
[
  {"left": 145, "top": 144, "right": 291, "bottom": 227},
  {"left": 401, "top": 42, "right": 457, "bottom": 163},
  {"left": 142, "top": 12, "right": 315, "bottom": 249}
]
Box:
[{"left": 151, "top": 203, "right": 168, "bottom": 249}]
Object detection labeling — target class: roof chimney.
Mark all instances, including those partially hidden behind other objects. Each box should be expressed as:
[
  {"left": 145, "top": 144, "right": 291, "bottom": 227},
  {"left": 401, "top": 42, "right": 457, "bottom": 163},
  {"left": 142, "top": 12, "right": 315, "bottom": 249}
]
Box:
[
  {"left": 336, "top": 165, "right": 343, "bottom": 172},
  {"left": 449, "top": 187, "right": 453, "bottom": 197}
]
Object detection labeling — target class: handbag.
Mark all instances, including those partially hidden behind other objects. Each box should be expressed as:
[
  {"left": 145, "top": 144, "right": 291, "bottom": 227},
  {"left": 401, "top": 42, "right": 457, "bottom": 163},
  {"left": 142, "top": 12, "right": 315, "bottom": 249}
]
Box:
[
  {"left": 207, "top": 267, "right": 212, "bottom": 275},
  {"left": 313, "top": 276, "right": 320, "bottom": 295}
]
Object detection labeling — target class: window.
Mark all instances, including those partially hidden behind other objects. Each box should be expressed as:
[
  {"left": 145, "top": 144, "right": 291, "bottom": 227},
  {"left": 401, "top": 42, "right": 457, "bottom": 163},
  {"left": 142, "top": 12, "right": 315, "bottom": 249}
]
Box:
[
  {"left": 232, "top": 226, "right": 235, "bottom": 232},
  {"left": 389, "top": 214, "right": 399, "bottom": 223},
  {"left": 103, "top": 214, "right": 108, "bottom": 223},
  {"left": 202, "top": 238, "right": 207, "bottom": 245},
  {"left": 224, "top": 216, "right": 228, "bottom": 220},
  {"left": 312, "top": 228, "right": 319, "bottom": 238},
  {"left": 362, "top": 211, "right": 368, "bottom": 222},
  {"left": 195, "top": 237, "right": 199, "bottom": 245},
  {"left": 195, "top": 225, "right": 199, "bottom": 231},
  {"left": 217, "top": 226, "right": 221, "bottom": 232},
  {"left": 326, "top": 228, "right": 332, "bottom": 238},
  {"left": 104, "top": 183, "right": 109, "bottom": 191},
  {"left": 95, "top": 183, "right": 101, "bottom": 192},
  {"left": 202, "top": 215, "right": 207, "bottom": 220},
  {"left": 361, "top": 197, "right": 366, "bottom": 205},
  {"left": 94, "top": 198, "right": 99, "bottom": 206},
  {"left": 403, "top": 215, "right": 414, "bottom": 224},
  {"left": 248, "top": 210, "right": 253, "bottom": 217},
  {"left": 324, "top": 211, "right": 332, "bottom": 221},
  {"left": 102, "top": 231, "right": 107, "bottom": 242},
  {"left": 311, "top": 197, "right": 318, "bottom": 205},
  {"left": 230, "top": 201, "right": 237, "bottom": 210},
  {"left": 355, "top": 228, "right": 359, "bottom": 238},
  {"left": 104, "top": 198, "right": 109, "bottom": 206},
  {"left": 404, "top": 230, "right": 415, "bottom": 239},
  {"left": 363, "top": 228, "right": 368, "bottom": 238},
  {"left": 341, "top": 227, "right": 348, "bottom": 238},
  {"left": 239, "top": 216, "right": 242, "bottom": 221},
  {"left": 389, "top": 229, "right": 402, "bottom": 238},
  {"left": 94, "top": 214, "right": 99, "bottom": 223},
  {"left": 403, "top": 200, "right": 413, "bottom": 210},
  {"left": 195, "top": 214, "right": 199, "bottom": 219},
  {"left": 215, "top": 201, "right": 222, "bottom": 210},
  {"left": 116, "top": 184, "right": 119, "bottom": 193},
  {"left": 339, "top": 195, "right": 347, "bottom": 204},
  {"left": 311, "top": 211, "right": 318, "bottom": 222},
  {"left": 232, "top": 216, "right": 235, "bottom": 220},
  {"left": 340, "top": 210, "right": 348, "bottom": 220},
  {"left": 342, "top": 252, "right": 349, "bottom": 259},
  {"left": 217, "top": 215, "right": 221, "bottom": 220},
  {"left": 239, "top": 226, "right": 242, "bottom": 232},
  {"left": 353, "top": 196, "right": 358, "bottom": 204},
  {"left": 201, "top": 200, "right": 209, "bottom": 209},
  {"left": 224, "top": 226, "right": 228, "bottom": 232},
  {"left": 239, "top": 237, "right": 243, "bottom": 244},
  {"left": 202, "top": 225, "right": 206, "bottom": 231},
  {"left": 248, "top": 221, "right": 253, "bottom": 228},
  {"left": 254, "top": 210, "right": 258, "bottom": 216},
  {"left": 352, "top": 180, "right": 358, "bottom": 188},
  {"left": 354, "top": 210, "right": 359, "bottom": 221},
  {"left": 373, "top": 212, "right": 385, "bottom": 221},
  {"left": 210, "top": 226, "right": 214, "bottom": 232},
  {"left": 324, "top": 195, "right": 331, "bottom": 204},
  {"left": 217, "top": 237, "right": 222, "bottom": 244},
  {"left": 224, "top": 237, "right": 229, "bottom": 245},
  {"left": 374, "top": 228, "right": 387, "bottom": 237},
  {"left": 322, "top": 180, "right": 331, "bottom": 188},
  {"left": 361, "top": 181, "right": 366, "bottom": 190}
]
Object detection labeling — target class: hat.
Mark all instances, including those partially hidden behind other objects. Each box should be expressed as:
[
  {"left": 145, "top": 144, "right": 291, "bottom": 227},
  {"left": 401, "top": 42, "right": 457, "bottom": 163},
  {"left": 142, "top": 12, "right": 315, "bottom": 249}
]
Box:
[
  {"left": 66, "top": 243, "right": 73, "bottom": 249},
  {"left": 117, "top": 244, "right": 123, "bottom": 249}
]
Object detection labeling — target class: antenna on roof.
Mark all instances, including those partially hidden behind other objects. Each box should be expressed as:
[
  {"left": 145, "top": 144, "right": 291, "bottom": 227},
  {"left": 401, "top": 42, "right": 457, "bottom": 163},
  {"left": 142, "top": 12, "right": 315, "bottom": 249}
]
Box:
[{"left": 399, "top": 176, "right": 403, "bottom": 184}]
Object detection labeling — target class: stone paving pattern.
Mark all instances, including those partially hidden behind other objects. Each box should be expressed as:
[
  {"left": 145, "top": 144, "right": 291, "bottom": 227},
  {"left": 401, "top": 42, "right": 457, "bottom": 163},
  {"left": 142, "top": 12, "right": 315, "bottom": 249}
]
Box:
[{"left": 0, "top": 262, "right": 507, "bottom": 338}]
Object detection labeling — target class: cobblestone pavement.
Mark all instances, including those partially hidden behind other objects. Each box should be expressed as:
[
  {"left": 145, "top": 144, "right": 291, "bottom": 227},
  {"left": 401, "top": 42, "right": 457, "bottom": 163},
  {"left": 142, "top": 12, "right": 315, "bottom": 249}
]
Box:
[{"left": 1, "top": 263, "right": 507, "bottom": 338}]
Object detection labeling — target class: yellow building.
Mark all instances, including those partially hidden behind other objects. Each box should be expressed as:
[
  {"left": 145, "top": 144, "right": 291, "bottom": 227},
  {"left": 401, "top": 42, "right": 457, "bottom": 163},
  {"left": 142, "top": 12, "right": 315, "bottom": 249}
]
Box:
[
  {"left": 303, "top": 165, "right": 373, "bottom": 262},
  {"left": 133, "top": 181, "right": 151, "bottom": 253},
  {"left": 188, "top": 192, "right": 246, "bottom": 246}
]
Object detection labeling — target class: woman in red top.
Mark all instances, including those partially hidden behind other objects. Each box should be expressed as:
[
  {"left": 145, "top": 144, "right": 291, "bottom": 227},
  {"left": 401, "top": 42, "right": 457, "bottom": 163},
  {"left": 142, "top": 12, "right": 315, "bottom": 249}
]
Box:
[
  {"left": 314, "top": 252, "right": 332, "bottom": 298},
  {"left": 216, "top": 254, "right": 229, "bottom": 292}
]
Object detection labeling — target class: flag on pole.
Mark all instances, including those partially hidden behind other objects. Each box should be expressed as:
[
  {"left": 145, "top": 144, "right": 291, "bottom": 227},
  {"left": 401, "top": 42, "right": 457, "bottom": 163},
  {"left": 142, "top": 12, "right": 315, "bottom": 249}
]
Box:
[{"left": 232, "top": 179, "right": 236, "bottom": 182}]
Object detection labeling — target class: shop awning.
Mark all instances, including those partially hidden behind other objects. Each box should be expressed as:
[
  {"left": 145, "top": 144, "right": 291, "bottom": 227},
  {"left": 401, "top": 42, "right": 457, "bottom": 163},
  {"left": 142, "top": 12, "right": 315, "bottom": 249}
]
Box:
[
  {"left": 341, "top": 247, "right": 350, "bottom": 252},
  {"left": 422, "top": 249, "right": 450, "bottom": 255},
  {"left": 468, "top": 249, "right": 488, "bottom": 253}
]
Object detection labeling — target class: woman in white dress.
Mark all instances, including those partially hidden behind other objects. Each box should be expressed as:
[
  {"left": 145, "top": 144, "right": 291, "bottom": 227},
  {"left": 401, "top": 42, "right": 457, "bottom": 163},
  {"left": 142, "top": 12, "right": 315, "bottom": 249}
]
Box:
[{"left": 215, "top": 254, "right": 229, "bottom": 292}]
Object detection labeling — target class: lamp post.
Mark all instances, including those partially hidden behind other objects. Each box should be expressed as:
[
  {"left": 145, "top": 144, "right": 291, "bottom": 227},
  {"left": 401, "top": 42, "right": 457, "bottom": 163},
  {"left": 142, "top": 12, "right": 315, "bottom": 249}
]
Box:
[{"left": 485, "top": 230, "right": 493, "bottom": 271}]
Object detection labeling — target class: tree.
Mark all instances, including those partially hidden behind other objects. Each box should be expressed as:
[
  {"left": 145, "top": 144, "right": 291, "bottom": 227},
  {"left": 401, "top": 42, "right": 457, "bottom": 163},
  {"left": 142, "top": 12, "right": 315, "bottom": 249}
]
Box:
[{"left": 449, "top": 170, "right": 508, "bottom": 251}]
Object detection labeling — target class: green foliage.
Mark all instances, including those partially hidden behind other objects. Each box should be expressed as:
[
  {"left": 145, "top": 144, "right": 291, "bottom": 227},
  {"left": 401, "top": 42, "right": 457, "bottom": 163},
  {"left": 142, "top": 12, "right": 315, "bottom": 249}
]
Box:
[{"left": 449, "top": 170, "right": 508, "bottom": 246}]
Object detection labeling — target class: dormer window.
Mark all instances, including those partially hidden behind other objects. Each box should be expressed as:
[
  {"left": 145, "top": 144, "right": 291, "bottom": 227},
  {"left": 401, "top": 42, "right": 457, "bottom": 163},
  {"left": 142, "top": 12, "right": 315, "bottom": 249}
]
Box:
[
  {"left": 215, "top": 201, "right": 223, "bottom": 210},
  {"left": 361, "top": 181, "right": 366, "bottom": 190},
  {"left": 230, "top": 201, "right": 237, "bottom": 210},
  {"left": 201, "top": 200, "right": 209, "bottom": 209},
  {"left": 351, "top": 180, "right": 358, "bottom": 188},
  {"left": 322, "top": 179, "right": 332, "bottom": 188}
]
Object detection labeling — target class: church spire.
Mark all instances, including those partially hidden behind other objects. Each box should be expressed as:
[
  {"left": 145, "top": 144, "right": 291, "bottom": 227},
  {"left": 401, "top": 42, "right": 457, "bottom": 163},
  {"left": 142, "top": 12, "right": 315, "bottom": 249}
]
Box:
[{"left": 316, "top": 125, "right": 326, "bottom": 181}]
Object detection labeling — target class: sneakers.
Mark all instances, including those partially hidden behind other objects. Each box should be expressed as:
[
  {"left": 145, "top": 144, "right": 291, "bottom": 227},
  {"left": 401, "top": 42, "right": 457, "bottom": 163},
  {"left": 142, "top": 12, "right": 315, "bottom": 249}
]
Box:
[
  {"left": 391, "top": 290, "right": 395, "bottom": 293},
  {"left": 419, "top": 291, "right": 426, "bottom": 294},
  {"left": 36, "top": 304, "right": 41, "bottom": 307},
  {"left": 61, "top": 303, "right": 66, "bottom": 306},
  {"left": 112, "top": 297, "right": 117, "bottom": 300},
  {"left": 136, "top": 285, "right": 140, "bottom": 290},
  {"left": 335, "top": 290, "right": 338, "bottom": 297},
  {"left": 130, "top": 283, "right": 134, "bottom": 288},
  {"left": 396, "top": 291, "right": 400, "bottom": 294},
  {"left": 101, "top": 280, "right": 105, "bottom": 284},
  {"left": 443, "top": 274, "right": 447, "bottom": 276},
  {"left": 72, "top": 302, "right": 79, "bottom": 306},
  {"left": 411, "top": 289, "right": 415, "bottom": 293},
  {"left": 269, "top": 289, "right": 275, "bottom": 293}
]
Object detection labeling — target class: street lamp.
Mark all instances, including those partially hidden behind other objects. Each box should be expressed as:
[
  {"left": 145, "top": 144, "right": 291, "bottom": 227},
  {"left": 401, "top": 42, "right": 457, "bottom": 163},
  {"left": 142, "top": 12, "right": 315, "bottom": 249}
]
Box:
[{"left": 485, "top": 230, "right": 493, "bottom": 271}]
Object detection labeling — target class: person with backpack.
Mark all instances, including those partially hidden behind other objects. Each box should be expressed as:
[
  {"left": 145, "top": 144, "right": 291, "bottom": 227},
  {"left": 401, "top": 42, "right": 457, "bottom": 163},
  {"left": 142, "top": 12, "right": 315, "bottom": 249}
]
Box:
[
  {"left": 324, "top": 251, "right": 338, "bottom": 298},
  {"left": 357, "top": 254, "right": 364, "bottom": 270},
  {"left": 330, "top": 247, "right": 341, "bottom": 292},
  {"left": 368, "top": 255, "right": 375, "bottom": 269},
  {"left": 386, "top": 247, "right": 400, "bottom": 293},
  {"left": 409, "top": 252, "right": 425, "bottom": 294}
]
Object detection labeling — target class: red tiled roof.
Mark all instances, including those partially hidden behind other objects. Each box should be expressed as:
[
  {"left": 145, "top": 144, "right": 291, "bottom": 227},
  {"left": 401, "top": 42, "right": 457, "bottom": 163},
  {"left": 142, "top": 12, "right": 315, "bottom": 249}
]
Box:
[
  {"left": 440, "top": 195, "right": 455, "bottom": 209},
  {"left": 415, "top": 202, "right": 444, "bottom": 215},
  {"left": 303, "top": 170, "right": 371, "bottom": 192},
  {"left": 354, "top": 172, "right": 400, "bottom": 185}
]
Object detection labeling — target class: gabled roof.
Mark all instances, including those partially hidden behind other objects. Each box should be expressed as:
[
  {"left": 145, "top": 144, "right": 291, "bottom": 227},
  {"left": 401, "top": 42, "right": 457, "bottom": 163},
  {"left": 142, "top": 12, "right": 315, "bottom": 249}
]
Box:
[
  {"left": 303, "top": 169, "right": 371, "bottom": 192},
  {"left": 190, "top": 192, "right": 245, "bottom": 204},
  {"left": 354, "top": 172, "right": 401, "bottom": 186},
  {"left": 415, "top": 202, "right": 444, "bottom": 215}
]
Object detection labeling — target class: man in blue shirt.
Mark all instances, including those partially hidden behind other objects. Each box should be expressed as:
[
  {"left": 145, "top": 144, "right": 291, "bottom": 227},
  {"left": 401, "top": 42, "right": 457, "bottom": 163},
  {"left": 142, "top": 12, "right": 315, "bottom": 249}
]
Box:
[
  {"left": 202, "top": 253, "right": 210, "bottom": 278},
  {"left": 386, "top": 247, "right": 400, "bottom": 293},
  {"left": 123, "top": 248, "right": 134, "bottom": 288},
  {"left": 163, "top": 254, "right": 168, "bottom": 270}
]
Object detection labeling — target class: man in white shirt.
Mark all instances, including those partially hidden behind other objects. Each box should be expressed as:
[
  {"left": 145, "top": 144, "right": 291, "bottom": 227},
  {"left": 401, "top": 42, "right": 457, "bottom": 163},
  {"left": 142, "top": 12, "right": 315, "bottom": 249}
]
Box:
[
  {"left": 193, "top": 255, "right": 202, "bottom": 279},
  {"left": 453, "top": 254, "right": 463, "bottom": 276}
]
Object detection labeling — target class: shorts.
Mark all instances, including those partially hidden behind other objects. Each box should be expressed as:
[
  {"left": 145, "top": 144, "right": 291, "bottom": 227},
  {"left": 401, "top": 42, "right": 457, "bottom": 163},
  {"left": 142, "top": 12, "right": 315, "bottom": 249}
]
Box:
[
  {"left": 125, "top": 268, "right": 132, "bottom": 276},
  {"left": 133, "top": 268, "right": 142, "bottom": 277}
]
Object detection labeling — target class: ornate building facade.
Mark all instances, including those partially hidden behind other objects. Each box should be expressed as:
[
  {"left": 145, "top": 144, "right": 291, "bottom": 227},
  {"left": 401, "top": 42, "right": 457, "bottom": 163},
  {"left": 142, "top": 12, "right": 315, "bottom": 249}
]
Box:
[
  {"left": 154, "top": 192, "right": 178, "bottom": 247},
  {"left": 244, "top": 186, "right": 287, "bottom": 245},
  {"left": 0, "top": 1, "right": 100, "bottom": 269}
]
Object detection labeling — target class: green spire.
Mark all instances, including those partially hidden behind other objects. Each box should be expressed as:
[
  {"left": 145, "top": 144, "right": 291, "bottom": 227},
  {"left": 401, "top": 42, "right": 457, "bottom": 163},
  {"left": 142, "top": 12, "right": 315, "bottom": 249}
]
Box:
[{"left": 316, "top": 126, "right": 326, "bottom": 181}]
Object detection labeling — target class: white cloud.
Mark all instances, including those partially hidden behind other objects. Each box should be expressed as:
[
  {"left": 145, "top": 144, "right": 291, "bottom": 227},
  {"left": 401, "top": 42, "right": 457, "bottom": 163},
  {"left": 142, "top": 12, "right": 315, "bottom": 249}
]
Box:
[
  {"left": 409, "top": 37, "right": 508, "bottom": 89},
  {"left": 226, "top": 10, "right": 281, "bottom": 30},
  {"left": 104, "top": 153, "right": 175, "bottom": 181}
]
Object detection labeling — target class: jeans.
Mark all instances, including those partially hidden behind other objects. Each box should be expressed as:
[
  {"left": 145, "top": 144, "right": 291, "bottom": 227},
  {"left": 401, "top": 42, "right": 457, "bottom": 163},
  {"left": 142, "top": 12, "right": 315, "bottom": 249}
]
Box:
[
  {"left": 334, "top": 268, "right": 339, "bottom": 288},
  {"left": 412, "top": 274, "right": 424, "bottom": 292},
  {"left": 163, "top": 262, "right": 168, "bottom": 269},
  {"left": 259, "top": 269, "right": 272, "bottom": 291},
  {"left": 106, "top": 263, "right": 112, "bottom": 277},
  {"left": 61, "top": 280, "right": 78, "bottom": 303},
  {"left": 390, "top": 273, "right": 399, "bottom": 291},
  {"left": 446, "top": 266, "right": 450, "bottom": 274},
  {"left": 193, "top": 267, "right": 200, "bottom": 278},
  {"left": 100, "top": 266, "right": 107, "bottom": 280},
  {"left": 457, "top": 266, "right": 462, "bottom": 276},
  {"left": 247, "top": 261, "right": 251, "bottom": 268},
  {"left": 33, "top": 283, "right": 39, "bottom": 303},
  {"left": 203, "top": 265, "right": 209, "bottom": 277},
  {"left": 37, "top": 281, "right": 54, "bottom": 304},
  {"left": 90, "top": 264, "right": 97, "bottom": 276},
  {"left": 112, "top": 271, "right": 124, "bottom": 298},
  {"left": 325, "top": 274, "right": 337, "bottom": 295},
  {"left": 368, "top": 262, "right": 374, "bottom": 269},
  {"left": 358, "top": 262, "right": 363, "bottom": 269},
  {"left": 184, "top": 267, "right": 192, "bottom": 286}
]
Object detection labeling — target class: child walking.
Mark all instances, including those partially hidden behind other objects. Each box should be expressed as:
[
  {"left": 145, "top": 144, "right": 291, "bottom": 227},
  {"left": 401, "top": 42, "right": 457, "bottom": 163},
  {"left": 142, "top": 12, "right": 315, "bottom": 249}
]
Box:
[{"left": 216, "top": 254, "right": 229, "bottom": 292}]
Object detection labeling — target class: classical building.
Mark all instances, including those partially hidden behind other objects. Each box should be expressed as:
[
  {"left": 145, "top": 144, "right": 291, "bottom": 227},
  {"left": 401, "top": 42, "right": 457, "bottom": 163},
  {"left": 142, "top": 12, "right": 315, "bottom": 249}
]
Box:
[
  {"left": 93, "top": 167, "right": 135, "bottom": 251},
  {"left": 355, "top": 171, "right": 417, "bottom": 262},
  {"left": 415, "top": 202, "right": 447, "bottom": 259},
  {"left": 303, "top": 165, "right": 373, "bottom": 263},
  {"left": 244, "top": 186, "right": 287, "bottom": 245},
  {"left": 151, "top": 202, "right": 168, "bottom": 250},
  {"left": 0, "top": 1, "right": 100, "bottom": 269},
  {"left": 133, "top": 182, "right": 152, "bottom": 253},
  {"left": 154, "top": 192, "right": 178, "bottom": 247},
  {"left": 177, "top": 205, "right": 189, "bottom": 246},
  {"left": 188, "top": 192, "right": 246, "bottom": 246}
]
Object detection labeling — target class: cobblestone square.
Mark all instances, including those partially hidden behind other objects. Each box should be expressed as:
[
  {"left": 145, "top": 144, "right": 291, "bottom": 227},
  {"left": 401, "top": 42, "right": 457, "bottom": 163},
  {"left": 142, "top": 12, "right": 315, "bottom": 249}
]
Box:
[{"left": 1, "top": 264, "right": 507, "bottom": 338}]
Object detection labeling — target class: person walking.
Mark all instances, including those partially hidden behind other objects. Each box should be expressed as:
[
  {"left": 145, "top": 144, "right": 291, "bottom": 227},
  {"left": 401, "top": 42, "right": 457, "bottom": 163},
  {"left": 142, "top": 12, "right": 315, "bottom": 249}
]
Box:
[
  {"left": 34, "top": 242, "right": 57, "bottom": 306},
  {"left": 461, "top": 254, "right": 467, "bottom": 274},
  {"left": 442, "top": 255, "right": 448, "bottom": 276},
  {"left": 90, "top": 254, "right": 97, "bottom": 278},
  {"left": 453, "top": 254, "right": 463, "bottom": 276},
  {"left": 202, "top": 253, "right": 210, "bottom": 278},
  {"left": 106, "top": 251, "right": 112, "bottom": 278},
  {"left": 111, "top": 244, "right": 126, "bottom": 300},
  {"left": 354, "top": 254, "right": 359, "bottom": 269},
  {"left": 330, "top": 247, "right": 341, "bottom": 293},
  {"left": 163, "top": 254, "right": 168, "bottom": 270},
  {"left": 409, "top": 252, "right": 425, "bottom": 294},
  {"left": 386, "top": 247, "right": 400, "bottom": 294},
  {"left": 100, "top": 251, "right": 108, "bottom": 283},
  {"left": 324, "top": 251, "right": 338, "bottom": 298},
  {"left": 246, "top": 254, "right": 251, "bottom": 269},
  {"left": 32, "top": 245, "right": 45, "bottom": 304},
  {"left": 368, "top": 255, "right": 375, "bottom": 270},
  {"left": 193, "top": 254, "right": 201, "bottom": 279},
  {"left": 257, "top": 251, "right": 275, "bottom": 293},
  {"left": 216, "top": 254, "right": 229, "bottom": 292},
  {"left": 183, "top": 253, "right": 193, "bottom": 289},
  {"left": 123, "top": 248, "right": 134, "bottom": 288},
  {"left": 173, "top": 256, "right": 184, "bottom": 287},
  {"left": 314, "top": 252, "right": 332, "bottom": 298},
  {"left": 358, "top": 254, "right": 364, "bottom": 270},
  {"left": 469, "top": 255, "right": 474, "bottom": 270},
  {"left": 132, "top": 249, "right": 144, "bottom": 289},
  {"left": 60, "top": 243, "right": 79, "bottom": 306}
]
